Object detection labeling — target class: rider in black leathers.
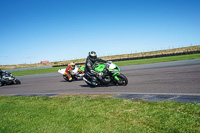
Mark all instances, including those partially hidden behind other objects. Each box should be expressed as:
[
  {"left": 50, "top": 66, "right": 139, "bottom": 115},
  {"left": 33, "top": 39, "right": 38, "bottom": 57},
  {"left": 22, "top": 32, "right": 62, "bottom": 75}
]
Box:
[
  {"left": 0, "top": 69, "right": 3, "bottom": 79},
  {"left": 84, "top": 51, "right": 107, "bottom": 85}
]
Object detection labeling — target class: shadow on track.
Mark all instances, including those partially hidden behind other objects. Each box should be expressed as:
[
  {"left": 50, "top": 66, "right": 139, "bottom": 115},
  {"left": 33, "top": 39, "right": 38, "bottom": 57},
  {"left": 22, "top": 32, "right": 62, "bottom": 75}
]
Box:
[
  {"left": 60, "top": 79, "right": 83, "bottom": 82},
  {"left": 79, "top": 84, "right": 117, "bottom": 88}
]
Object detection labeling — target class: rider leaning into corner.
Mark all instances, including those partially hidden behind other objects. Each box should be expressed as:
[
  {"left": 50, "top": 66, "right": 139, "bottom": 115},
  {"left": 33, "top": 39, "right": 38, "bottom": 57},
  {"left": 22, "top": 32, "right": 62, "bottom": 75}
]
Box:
[
  {"left": 0, "top": 69, "right": 6, "bottom": 79},
  {"left": 84, "top": 51, "right": 110, "bottom": 85},
  {"left": 0, "top": 69, "right": 3, "bottom": 79},
  {"left": 64, "top": 62, "right": 76, "bottom": 81}
]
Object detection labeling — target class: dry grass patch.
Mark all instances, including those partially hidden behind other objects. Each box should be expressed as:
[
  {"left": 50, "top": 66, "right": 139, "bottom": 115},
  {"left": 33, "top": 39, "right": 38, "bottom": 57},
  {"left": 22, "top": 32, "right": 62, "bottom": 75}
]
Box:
[{"left": 1, "top": 45, "right": 200, "bottom": 70}]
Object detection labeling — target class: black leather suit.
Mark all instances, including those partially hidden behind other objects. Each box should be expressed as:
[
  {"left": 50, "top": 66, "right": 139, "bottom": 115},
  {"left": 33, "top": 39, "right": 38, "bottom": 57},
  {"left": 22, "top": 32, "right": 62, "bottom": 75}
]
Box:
[
  {"left": 0, "top": 70, "right": 6, "bottom": 79},
  {"left": 84, "top": 56, "right": 107, "bottom": 81}
]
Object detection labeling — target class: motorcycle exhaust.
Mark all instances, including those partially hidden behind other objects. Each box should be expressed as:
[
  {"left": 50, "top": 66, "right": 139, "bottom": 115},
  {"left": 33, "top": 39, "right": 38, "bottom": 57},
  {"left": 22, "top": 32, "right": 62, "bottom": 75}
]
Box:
[{"left": 83, "top": 77, "right": 92, "bottom": 84}]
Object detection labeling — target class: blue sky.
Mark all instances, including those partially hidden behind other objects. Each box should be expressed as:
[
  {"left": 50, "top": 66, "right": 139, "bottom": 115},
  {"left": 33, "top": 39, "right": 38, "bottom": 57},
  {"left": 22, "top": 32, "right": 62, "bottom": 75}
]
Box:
[{"left": 0, "top": 0, "right": 199, "bottom": 65}]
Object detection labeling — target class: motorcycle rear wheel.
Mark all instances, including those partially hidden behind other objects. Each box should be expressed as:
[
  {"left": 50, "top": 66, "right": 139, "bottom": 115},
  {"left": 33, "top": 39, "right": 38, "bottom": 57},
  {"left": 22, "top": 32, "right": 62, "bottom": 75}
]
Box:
[
  {"left": 63, "top": 75, "right": 73, "bottom": 82},
  {"left": 0, "top": 81, "right": 5, "bottom": 86},
  {"left": 6, "top": 80, "right": 14, "bottom": 85}
]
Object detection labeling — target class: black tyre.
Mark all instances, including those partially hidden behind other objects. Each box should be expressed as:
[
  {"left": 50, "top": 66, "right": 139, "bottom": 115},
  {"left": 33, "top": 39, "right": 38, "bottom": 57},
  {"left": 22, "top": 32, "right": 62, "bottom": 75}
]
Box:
[
  {"left": 15, "top": 79, "right": 21, "bottom": 84},
  {"left": 63, "top": 75, "right": 73, "bottom": 82},
  {"left": 63, "top": 75, "right": 68, "bottom": 81},
  {"left": 1, "top": 81, "right": 5, "bottom": 86},
  {"left": 116, "top": 73, "right": 128, "bottom": 86},
  {"left": 6, "top": 80, "right": 14, "bottom": 85}
]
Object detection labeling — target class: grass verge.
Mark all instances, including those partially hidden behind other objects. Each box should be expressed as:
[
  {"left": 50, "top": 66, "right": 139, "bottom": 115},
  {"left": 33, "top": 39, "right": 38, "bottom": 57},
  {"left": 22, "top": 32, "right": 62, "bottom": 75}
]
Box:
[
  {"left": 0, "top": 96, "right": 200, "bottom": 133},
  {"left": 11, "top": 66, "right": 65, "bottom": 76},
  {"left": 12, "top": 53, "right": 200, "bottom": 76},
  {"left": 2, "top": 45, "right": 200, "bottom": 70},
  {"left": 114, "top": 53, "right": 200, "bottom": 66}
]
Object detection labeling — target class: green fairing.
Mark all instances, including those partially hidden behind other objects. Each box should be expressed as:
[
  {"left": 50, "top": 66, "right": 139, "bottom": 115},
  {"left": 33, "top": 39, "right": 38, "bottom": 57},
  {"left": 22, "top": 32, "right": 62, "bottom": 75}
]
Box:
[
  {"left": 78, "top": 66, "right": 85, "bottom": 72},
  {"left": 94, "top": 64, "right": 105, "bottom": 72},
  {"left": 94, "top": 63, "right": 120, "bottom": 81}
]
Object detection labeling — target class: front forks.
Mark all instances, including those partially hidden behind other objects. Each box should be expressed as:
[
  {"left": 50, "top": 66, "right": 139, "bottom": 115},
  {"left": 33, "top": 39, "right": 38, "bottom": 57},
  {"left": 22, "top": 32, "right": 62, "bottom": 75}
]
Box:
[{"left": 112, "top": 72, "right": 120, "bottom": 81}]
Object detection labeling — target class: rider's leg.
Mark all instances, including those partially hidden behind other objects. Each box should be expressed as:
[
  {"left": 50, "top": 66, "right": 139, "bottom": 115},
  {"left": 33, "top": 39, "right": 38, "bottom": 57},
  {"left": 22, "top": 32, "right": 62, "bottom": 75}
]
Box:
[{"left": 66, "top": 72, "right": 72, "bottom": 81}]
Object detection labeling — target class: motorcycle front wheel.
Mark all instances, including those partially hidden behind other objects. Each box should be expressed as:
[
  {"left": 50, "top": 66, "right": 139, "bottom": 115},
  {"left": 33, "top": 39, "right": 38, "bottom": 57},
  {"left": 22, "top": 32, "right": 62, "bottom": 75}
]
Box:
[
  {"left": 116, "top": 73, "right": 128, "bottom": 86},
  {"left": 15, "top": 79, "right": 21, "bottom": 84}
]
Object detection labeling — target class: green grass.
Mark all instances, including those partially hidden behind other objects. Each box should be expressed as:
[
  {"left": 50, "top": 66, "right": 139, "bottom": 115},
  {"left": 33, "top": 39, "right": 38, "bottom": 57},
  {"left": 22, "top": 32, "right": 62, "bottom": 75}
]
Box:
[
  {"left": 12, "top": 66, "right": 66, "bottom": 76},
  {"left": 0, "top": 96, "right": 200, "bottom": 133},
  {"left": 114, "top": 53, "right": 200, "bottom": 66},
  {"left": 12, "top": 53, "right": 200, "bottom": 76}
]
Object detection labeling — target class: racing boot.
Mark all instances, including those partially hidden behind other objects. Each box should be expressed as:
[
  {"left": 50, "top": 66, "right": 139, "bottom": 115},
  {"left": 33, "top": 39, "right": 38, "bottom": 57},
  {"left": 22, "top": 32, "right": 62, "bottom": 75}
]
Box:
[{"left": 69, "top": 77, "right": 72, "bottom": 81}]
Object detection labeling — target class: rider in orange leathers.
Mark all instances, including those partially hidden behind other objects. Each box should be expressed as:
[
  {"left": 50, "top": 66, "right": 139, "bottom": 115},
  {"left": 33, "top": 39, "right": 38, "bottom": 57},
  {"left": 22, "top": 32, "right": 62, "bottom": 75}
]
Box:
[{"left": 64, "top": 62, "right": 75, "bottom": 81}]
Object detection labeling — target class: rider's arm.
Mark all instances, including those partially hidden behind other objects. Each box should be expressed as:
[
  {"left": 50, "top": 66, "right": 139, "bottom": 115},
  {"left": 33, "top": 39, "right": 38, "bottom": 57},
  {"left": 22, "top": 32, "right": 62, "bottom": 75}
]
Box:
[
  {"left": 96, "top": 58, "right": 107, "bottom": 63},
  {"left": 0, "top": 74, "right": 1, "bottom": 78},
  {"left": 69, "top": 67, "right": 73, "bottom": 73},
  {"left": 86, "top": 59, "right": 98, "bottom": 75},
  {"left": 65, "top": 67, "right": 69, "bottom": 72}
]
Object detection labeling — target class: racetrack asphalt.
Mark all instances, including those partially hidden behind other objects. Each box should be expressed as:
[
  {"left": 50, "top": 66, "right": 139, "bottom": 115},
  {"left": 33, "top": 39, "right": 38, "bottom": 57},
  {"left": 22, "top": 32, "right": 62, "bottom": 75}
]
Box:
[{"left": 1, "top": 59, "right": 200, "bottom": 103}]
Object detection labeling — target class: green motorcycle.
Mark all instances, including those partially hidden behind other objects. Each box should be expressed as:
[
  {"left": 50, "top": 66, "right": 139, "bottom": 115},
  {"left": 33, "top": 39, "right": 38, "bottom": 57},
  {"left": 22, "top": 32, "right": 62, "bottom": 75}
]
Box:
[{"left": 83, "top": 62, "right": 128, "bottom": 87}]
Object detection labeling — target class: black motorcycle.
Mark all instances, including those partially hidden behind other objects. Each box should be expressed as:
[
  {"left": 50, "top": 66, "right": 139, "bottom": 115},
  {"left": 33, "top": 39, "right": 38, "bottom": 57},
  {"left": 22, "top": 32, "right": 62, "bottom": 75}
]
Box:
[
  {"left": 1, "top": 72, "right": 21, "bottom": 86},
  {"left": 0, "top": 79, "right": 6, "bottom": 86}
]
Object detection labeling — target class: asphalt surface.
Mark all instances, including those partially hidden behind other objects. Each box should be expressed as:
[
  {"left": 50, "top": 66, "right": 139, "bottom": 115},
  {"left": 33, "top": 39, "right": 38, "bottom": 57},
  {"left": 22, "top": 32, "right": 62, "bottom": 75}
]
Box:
[{"left": 1, "top": 59, "right": 200, "bottom": 103}]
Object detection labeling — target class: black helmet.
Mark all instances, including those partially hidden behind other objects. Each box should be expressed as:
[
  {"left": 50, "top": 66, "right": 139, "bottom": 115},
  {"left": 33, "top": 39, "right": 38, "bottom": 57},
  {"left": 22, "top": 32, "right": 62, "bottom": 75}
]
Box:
[{"left": 89, "top": 51, "right": 97, "bottom": 62}]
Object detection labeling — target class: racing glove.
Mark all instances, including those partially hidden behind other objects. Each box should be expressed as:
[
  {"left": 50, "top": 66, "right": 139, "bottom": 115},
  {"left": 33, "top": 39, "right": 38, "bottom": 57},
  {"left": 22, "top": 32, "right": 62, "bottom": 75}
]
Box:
[{"left": 97, "top": 72, "right": 103, "bottom": 77}]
